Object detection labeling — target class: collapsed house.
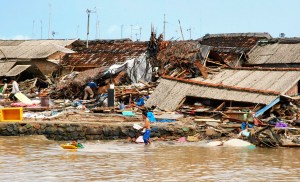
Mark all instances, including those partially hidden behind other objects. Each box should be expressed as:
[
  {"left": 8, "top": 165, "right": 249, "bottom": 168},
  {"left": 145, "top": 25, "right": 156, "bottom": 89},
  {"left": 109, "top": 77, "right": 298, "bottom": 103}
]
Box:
[
  {"left": 61, "top": 39, "right": 152, "bottom": 83},
  {"left": 154, "top": 40, "right": 225, "bottom": 79},
  {"left": 246, "top": 38, "right": 300, "bottom": 68},
  {"left": 199, "top": 33, "right": 272, "bottom": 67},
  {"left": 146, "top": 67, "right": 300, "bottom": 112},
  {"left": 0, "top": 39, "right": 77, "bottom": 80}
]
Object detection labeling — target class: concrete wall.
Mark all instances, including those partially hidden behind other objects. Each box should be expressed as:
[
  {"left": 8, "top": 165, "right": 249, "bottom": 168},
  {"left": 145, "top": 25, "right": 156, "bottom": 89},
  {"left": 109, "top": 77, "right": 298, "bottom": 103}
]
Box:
[{"left": 0, "top": 122, "right": 198, "bottom": 141}]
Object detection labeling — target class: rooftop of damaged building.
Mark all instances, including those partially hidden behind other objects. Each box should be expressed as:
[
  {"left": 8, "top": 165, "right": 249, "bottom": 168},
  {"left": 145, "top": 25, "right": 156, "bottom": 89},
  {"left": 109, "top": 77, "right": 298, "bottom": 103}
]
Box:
[
  {"left": 198, "top": 32, "right": 272, "bottom": 66},
  {"left": 157, "top": 41, "right": 211, "bottom": 62},
  {"left": 199, "top": 32, "right": 272, "bottom": 48},
  {"left": 247, "top": 37, "right": 300, "bottom": 65},
  {"left": 155, "top": 40, "right": 224, "bottom": 78},
  {"left": 61, "top": 39, "right": 148, "bottom": 68},
  {"left": 0, "top": 39, "right": 76, "bottom": 59},
  {"left": 146, "top": 67, "right": 300, "bottom": 111}
]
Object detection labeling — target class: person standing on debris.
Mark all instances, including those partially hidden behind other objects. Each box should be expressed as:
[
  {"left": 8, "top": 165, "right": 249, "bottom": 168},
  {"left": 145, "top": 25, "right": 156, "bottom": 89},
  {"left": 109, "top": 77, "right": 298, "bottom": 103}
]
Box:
[
  {"left": 141, "top": 110, "right": 151, "bottom": 145},
  {"left": 84, "top": 80, "right": 98, "bottom": 100},
  {"left": 9, "top": 77, "right": 20, "bottom": 101}
]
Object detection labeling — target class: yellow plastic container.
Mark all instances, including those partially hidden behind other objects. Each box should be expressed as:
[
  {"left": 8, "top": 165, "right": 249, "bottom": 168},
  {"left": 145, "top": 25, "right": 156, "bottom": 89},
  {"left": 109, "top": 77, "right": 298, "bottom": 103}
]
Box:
[{"left": 0, "top": 107, "right": 23, "bottom": 122}]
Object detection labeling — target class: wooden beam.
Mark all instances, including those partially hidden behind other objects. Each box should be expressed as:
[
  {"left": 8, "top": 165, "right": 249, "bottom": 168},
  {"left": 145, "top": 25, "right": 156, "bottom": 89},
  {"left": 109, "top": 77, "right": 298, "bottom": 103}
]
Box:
[
  {"left": 214, "top": 102, "right": 225, "bottom": 111},
  {"left": 176, "top": 97, "right": 186, "bottom": 110},
  {"left": 195, "top": 60, "right": 208, "bottom": 78}
]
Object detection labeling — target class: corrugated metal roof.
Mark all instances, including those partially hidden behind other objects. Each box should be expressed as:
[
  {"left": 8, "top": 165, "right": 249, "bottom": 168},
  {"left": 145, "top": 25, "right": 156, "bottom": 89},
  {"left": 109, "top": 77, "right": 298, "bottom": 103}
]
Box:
[
  {"left": 5, "top": 65, "right": 31, "bottom": 76},
  {"left": 62, "top": 39, "right": 148, "bottom": 67},
  {"left": 193, "top": 68, "right": 300, "bottom": 95},
  {"left": 247, "top": 43, "right": 300, "bottom": 64},
  {"left": 145, "top": 77, "right": 278, "bottom": 111},
  {"left": 0, "top": 40, "right": 76, "bottom": 59},
  {"left": 0, "top": 61, "right": 16, "bottom": 76}
]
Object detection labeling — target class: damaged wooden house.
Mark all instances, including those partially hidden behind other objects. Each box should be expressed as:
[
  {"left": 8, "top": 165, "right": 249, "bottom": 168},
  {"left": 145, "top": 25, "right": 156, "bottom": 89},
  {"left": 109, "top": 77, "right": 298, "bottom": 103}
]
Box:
[
  {"left": 0, "top": 39, "right": 77, "bottom": 81},
  {"left": 154, "top": 40, "right": 226, "bottom": 79},
  {"left": 52, "top": 39, "right": 152, "bottom": 99},
  {"left": 199, "top": 32, "right": 272, "bottom": 67},
  {"left": 146, "top": 67, "right": 300, "bottom": 121},
  {"left": 245, "top": 38, "right": 300, "bottom": 68}
]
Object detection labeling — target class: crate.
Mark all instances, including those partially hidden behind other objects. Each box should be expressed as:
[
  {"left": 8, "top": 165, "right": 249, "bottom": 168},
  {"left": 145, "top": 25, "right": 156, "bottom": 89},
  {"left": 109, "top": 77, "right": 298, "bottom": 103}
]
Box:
[{"left": 0, "top": 107, "right": 23, "bottom": 122}]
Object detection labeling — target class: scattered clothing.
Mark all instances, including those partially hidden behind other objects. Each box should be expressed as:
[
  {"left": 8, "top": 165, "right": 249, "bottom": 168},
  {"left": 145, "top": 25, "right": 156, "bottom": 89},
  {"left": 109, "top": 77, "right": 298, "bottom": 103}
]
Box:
[{"left": 275, "top": 121, "right": 288, "bottom": 128}]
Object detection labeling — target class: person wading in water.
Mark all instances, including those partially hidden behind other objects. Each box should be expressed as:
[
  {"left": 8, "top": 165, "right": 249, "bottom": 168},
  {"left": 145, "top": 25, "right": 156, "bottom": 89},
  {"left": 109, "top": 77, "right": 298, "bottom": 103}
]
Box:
[{"left": 141, "top": 110, "right": 151, "bottom": 145}]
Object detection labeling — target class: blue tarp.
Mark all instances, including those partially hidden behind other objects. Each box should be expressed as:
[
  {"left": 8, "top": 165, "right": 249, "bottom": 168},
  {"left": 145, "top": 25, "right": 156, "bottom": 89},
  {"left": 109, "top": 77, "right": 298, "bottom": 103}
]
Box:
[{"left": 255, "top": 97, "right": 280, "bottom": 117}]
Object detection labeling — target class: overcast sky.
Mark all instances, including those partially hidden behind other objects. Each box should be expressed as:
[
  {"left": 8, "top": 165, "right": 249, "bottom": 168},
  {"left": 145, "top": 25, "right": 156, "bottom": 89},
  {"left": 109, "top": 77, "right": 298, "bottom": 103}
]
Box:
[{"left": 1, "top": 0, "right": 299, "bottom": 41}]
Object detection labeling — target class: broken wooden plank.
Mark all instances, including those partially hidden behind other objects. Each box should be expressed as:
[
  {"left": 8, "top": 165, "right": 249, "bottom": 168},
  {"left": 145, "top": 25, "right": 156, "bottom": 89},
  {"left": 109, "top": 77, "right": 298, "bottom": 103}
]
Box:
[
  {"left": 195, "top": 60, "right": 208, "bottom": 78},
  {"left": 214, "top": 102, "right": 225, "bottom": 111}
]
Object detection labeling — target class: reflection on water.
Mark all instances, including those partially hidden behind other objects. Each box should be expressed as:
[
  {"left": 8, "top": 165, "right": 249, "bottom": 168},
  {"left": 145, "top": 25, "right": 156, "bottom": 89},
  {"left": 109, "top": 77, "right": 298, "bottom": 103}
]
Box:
[{"left": 0, "top": 136, "right": 299, "bottom": 181}]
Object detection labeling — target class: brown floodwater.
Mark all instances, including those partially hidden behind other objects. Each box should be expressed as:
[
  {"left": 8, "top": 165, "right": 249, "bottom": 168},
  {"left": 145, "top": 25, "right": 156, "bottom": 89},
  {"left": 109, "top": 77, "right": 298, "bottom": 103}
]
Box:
[{"left": 0, "top": 136, "right": 299, "bottom": 181}]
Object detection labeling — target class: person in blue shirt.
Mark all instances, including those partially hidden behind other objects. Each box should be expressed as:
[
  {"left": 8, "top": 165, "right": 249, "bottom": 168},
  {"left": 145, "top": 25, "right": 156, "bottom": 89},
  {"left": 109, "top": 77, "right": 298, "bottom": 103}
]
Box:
[{"left": 83, "top": 81, "right": 98, "bottom": 100}]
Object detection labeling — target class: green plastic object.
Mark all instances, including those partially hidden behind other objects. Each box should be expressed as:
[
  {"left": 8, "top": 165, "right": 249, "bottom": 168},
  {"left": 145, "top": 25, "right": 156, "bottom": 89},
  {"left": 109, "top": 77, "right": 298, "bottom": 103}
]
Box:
[
  {"left": 122, "top": 111, "right": 135, "bottom": 116},
  {"left": 77, "top": 143, "right": 84, "bottom": 149}
]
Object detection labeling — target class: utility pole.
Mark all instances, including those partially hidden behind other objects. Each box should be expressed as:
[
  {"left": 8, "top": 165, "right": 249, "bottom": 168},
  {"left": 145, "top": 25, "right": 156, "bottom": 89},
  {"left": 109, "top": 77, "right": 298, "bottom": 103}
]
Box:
[
  {"left": 187, "top": 26, "right": 192, "bottom": 40},
  {"left": 95, "top": 7, "right": 99, "bottom": 39},
  {"left": 32, "top": 20, "right": 35, "bottom": 39},
  {"left": 130, "top": 24, "right": 133, "bottom": 40},
  {"left": 178, "top": 20, "right": 184, "bottom": 41},
  {"left": 86, "top": 9, "right": 96, "bottom": 48},
  {"left": 76, "top": 25, "right": 79, "bottom": 39},
  {"left": 48, "top": 3, "right": 51, "bottom": 39},
  {"left": 40, "top": 20, "right": 43, "bottom": 39},
  {"left": 139, "top": 27, "right": 142, "bottom": 40},
  {"left": 121, "top": 24, "right": 124, "bottom": 39},
  {"left": 163, "top": 14, "right": 166, "bottom": 40}
]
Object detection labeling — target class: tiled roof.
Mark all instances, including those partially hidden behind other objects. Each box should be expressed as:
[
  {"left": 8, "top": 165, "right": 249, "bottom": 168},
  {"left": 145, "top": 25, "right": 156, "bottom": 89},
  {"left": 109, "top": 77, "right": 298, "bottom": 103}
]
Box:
[
  {"left": 62, "top": 39, "right": 148, "bottom": 67},
  {"left": 247, "top": 41, "right": 300, "bottom": 65},
  {"left": 199, "top": 33, "right": 272, "bottom": 64}
]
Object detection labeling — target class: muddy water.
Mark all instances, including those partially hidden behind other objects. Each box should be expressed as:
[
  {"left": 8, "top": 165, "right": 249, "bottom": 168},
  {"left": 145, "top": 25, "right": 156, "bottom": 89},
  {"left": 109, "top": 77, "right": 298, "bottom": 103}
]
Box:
[{"left": 0, "top": 136, "right": 299, "bottom": 181}]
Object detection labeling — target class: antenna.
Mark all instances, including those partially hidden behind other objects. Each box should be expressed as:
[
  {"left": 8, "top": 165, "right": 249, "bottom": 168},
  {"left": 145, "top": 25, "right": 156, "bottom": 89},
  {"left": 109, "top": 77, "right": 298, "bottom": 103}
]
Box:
[
  {"left": 48, "top": 3, "right": 52, "bottom": 39},
  {"left": 51, "top": 30, "right": 58, "bottom": 39},
  {"left": 86, "top": 8, "right": 96, "bottom": 48},
  {"left": 187, "top": 26, "right": 192, "bottom": 40},
  {"left": 178, "top": 19, "right": 184, "bottom": 41}
]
